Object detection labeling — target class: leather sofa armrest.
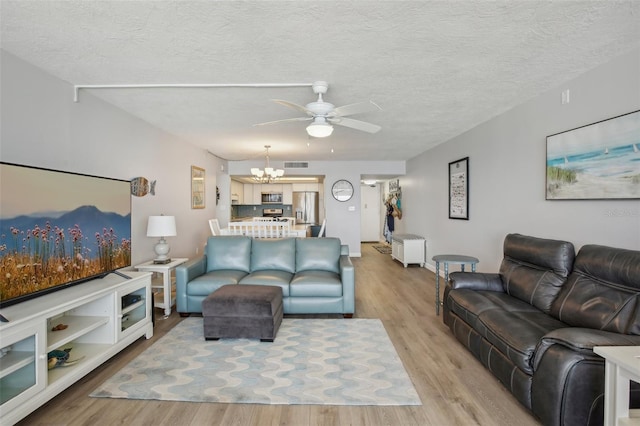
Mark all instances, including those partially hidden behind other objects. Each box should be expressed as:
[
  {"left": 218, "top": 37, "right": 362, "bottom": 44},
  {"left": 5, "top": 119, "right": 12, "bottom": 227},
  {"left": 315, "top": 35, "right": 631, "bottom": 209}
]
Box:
[
  {"left": 534, "top": 327, "right": 640, "bottom": 370},
  {"left": 531, "top": 328, "right": 640, "bottom": 425},
  {"left": 340, "top": 254, "right": 355, "bottom": 314},
  {"left": 176, "top": 256, "right": 207, "bottom": 312},
  {"left": 448, "top": 272, "right": 504, "bottom": 292}
]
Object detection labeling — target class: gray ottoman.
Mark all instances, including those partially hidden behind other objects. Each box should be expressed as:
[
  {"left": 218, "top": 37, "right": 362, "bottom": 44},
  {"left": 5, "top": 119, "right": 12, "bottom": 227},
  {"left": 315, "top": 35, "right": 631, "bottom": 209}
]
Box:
[{"left": 202, "top": 284, "right": 283, "bottom": 342}]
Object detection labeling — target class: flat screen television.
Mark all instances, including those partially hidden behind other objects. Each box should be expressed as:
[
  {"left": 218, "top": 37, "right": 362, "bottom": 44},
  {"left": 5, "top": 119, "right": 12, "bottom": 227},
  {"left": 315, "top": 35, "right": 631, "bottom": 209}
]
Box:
[{"left": 0, "top": 162, "right": 132, "bottom": 308}]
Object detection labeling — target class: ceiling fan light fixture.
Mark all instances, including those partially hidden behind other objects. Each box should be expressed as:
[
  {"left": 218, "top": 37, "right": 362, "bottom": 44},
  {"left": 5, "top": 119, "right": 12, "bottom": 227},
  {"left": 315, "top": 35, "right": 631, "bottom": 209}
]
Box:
[{"left": 306, "top": 121, "right": 334, "bottom": 138}]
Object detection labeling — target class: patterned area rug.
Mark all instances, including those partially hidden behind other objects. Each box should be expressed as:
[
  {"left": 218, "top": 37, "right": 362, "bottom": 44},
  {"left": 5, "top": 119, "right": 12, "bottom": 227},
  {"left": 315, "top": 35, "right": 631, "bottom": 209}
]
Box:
[
  {"left": 374, "top": 245, "right": 392, "bottom": 254},
  {"left": 91, "top": 318, "right": 421, "bottom": 406}
]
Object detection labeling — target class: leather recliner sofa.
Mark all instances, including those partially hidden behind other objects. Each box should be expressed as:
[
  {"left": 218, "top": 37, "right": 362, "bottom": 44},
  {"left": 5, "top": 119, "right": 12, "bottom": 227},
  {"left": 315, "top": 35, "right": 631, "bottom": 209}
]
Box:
[
  {"left": 176, "top": 236, "right": 355, "bottom": 317},
  {"left": 443, "top": 233, "right": 640, "bottom": 426}
]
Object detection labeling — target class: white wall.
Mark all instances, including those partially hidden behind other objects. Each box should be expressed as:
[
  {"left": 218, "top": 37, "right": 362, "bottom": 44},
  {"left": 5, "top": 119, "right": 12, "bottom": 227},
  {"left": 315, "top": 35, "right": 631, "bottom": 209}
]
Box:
[
  {"left": 1, "top": 50, "right": 225, "bottom": 265},
  {"left": 402, "top": 48, "right": 640, "bottom": 272}
]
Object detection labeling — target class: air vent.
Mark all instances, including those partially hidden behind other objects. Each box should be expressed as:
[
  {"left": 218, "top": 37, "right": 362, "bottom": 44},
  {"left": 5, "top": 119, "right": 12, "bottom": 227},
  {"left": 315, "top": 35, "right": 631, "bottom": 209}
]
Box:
[{"left": 284, "top": 161, "right": 309, "bottom": 169}]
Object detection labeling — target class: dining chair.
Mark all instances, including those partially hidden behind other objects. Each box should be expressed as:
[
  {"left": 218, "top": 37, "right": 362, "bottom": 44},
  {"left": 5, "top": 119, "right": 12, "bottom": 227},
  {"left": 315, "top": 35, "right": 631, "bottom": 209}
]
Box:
[
  {"left": 317, "top": 218, "right": 326, "bottom": 238},
  {"left": 209, "top": 218, "right": 221, "bottom": 236}
]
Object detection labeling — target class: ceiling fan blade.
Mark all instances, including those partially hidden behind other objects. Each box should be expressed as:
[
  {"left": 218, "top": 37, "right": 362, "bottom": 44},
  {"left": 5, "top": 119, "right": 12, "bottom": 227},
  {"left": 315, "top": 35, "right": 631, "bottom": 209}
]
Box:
[
  {"left": 331, "top": 100, "right": 381, "bottom": 117},
  {"left": 272, "top": 99, "right": 314, "bottom": 116},
  {"left": 330, "top": 117, "right": 381, "bottom": 133},
  {"left": 253, "top": 117, "right": 312, "bottom": 127}
]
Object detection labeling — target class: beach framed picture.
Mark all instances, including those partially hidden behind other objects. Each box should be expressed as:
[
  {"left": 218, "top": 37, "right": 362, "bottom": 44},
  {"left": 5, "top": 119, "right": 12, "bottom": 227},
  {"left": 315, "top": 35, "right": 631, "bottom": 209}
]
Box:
[
  {"left": 191, "top": 166, "right": 205, "bottom": 209},
  {"left": 449, "top": 157, "right": 469, "bottom": 219},
  {"left": 546, "top": 110, "right": 640, "bottom": 200}
]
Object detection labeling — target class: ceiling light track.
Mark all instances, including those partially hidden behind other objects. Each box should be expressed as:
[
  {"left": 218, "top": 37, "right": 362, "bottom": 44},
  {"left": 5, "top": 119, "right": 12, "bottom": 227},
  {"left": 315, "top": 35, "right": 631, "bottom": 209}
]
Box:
[{"left": 73, "top": 82, "right": 314, "bottom": 102}]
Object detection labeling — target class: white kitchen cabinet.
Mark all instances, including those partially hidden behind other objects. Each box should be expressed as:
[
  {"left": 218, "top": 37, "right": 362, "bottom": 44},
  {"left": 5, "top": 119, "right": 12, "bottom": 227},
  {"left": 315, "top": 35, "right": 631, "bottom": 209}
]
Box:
[
  {"left": 231, "top": 180, "right": 244, "bottom": 204},
  {"left": 0, "top": 272, "right": 152, "bottom": 425},
  {"left": 292, "top": 183, "right": 319, "bottom": 192},
  {"left": 282, "top": 184, "right": 293, "bottom": 204}
]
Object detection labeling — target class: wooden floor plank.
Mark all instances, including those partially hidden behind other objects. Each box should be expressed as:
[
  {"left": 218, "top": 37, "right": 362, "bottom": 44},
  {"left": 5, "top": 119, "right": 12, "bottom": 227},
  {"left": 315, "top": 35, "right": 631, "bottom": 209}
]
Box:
[{"left": 15, "top": 243, "right": 540, "bottom": 426}]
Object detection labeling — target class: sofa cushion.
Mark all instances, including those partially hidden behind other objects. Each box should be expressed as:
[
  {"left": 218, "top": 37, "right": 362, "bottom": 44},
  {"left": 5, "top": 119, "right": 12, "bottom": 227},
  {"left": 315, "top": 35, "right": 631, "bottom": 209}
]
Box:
[
  {"left": 448, "top": 289, "right": 536, "bottom": 331},
  {"left": 550, "top": 244, "right": 640, "bottom": 334},
  {"left": 296, "top": 238, "right": 341, "bottom": 273},
  {"left": 239, "top": 270, "right": 293, "bottom": 297},
  {"left": 206, "top": 236, "right": 252, "bottom": 273},
  {"left": 187, "top": 270, "right": 248, "bottom": 296},
  {"left": 290, "top": 270, "right": 343, "bottom": 297},
  {"left": 447, "top": 288, "right": 567, "bottom": 373},
  {"left": 250, "top": 238, "right": 296, "bottom": 273},
  {"left": 500, "top": 233, "right": 575, "bottom": 314},
  {"left": 478, "top": 309, "right": 567, "bottom": 374}
]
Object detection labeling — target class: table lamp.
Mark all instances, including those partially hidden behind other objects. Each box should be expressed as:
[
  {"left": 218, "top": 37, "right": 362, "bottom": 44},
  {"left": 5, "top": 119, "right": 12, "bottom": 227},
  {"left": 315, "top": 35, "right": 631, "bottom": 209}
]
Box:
[{"left": 147, "top": 215, "right": 176, "bottom": 263}]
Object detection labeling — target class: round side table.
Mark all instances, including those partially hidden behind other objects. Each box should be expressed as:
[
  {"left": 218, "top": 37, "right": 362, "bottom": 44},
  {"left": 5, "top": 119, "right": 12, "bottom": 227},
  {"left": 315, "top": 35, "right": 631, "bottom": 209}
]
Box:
[{"left": 432, "top": 254, "right": 479, "bottom": 315}]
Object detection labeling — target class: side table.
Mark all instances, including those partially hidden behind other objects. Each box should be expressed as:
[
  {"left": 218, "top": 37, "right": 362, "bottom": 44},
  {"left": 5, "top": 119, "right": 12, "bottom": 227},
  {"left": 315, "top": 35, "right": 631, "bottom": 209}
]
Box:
[
  {"left": 593, "top": 346, "right": 640, "bottom": 426},
  {"left": 135, "top": 258, "right": 188, "bottom": 317},
  {"left": 432, "top": 254, "right": 479, "bottom": 315}
]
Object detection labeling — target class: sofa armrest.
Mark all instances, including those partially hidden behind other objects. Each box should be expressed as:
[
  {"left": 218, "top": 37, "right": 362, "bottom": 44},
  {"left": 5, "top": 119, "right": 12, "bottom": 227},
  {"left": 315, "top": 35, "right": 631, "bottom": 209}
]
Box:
[
  {"left": 448, "top": 272, "right": 504, "bottom": 292},
  {"left": 340, "top": 254, "right": 355, "bottom": 314},
  {"left": 534, "top": 327, "right": 640, "bottom": 370},
  {"left": 176, "top": 256, "right": 207, "bottom": 312},
  {"left": 531, "top": 328, "right": 640, "bottom": 425}
]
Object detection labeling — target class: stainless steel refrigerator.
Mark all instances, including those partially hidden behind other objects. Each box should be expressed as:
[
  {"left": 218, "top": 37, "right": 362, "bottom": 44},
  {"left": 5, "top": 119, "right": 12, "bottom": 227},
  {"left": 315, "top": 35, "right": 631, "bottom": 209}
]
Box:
[{"left": 292, "top": 192, "right": 319, "bottom": 225}]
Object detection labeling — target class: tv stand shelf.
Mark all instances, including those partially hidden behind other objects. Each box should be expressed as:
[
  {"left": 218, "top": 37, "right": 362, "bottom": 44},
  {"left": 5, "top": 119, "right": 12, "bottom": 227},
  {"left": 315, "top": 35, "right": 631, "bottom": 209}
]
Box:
[{"left": 0, "top": 271, "right": 153, "bottom": 425}]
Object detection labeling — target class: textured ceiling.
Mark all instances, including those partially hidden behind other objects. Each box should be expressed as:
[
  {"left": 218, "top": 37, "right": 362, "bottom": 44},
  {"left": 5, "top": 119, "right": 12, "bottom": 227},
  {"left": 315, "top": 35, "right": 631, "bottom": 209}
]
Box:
[{"left": 2, "top": 1, "right": 639, "bottom": 163}]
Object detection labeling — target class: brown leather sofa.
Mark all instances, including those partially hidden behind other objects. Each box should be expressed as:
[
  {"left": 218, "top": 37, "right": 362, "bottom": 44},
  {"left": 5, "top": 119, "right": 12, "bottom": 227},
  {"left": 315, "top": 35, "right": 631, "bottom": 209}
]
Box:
[{"left": 443, "top": 233, "right": 640, "bottom": 426}]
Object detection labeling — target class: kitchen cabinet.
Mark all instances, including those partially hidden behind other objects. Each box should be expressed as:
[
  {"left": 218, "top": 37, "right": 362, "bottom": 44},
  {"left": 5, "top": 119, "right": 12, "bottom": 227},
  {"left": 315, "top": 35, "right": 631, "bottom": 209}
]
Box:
[
  {"left": 292, "top": 183, "right": 320, "bottom": 192},
  {"left": 260, "top": 183, "right": 283, "bottom": 193},
  {"left": 283, "top": 184, "right": 293, "bottom": 204},
  {"left": 243, "top": 184, "right": 261, "bottom": 205},
  {"left": 231, "top": 180, "right": 244, "bottom": 204}
]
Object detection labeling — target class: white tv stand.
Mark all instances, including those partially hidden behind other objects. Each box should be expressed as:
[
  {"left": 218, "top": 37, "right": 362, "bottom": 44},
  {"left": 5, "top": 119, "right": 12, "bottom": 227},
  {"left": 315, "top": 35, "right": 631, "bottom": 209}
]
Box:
[{"left": 0, "top": 271, "right": 153, "bottom": 425}]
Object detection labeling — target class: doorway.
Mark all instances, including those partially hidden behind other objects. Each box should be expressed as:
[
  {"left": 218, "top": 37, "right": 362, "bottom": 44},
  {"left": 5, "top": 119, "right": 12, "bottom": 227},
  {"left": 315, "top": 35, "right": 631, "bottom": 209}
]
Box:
[{"left": 360, "top": 184, "right": 381, "bottom": 242}]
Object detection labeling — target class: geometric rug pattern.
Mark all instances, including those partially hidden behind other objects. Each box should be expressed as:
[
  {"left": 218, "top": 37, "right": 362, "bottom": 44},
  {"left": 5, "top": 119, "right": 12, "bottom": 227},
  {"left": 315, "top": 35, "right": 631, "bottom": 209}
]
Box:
[{"left": 91, "top": 318, "right": 421, "bottom": 406}]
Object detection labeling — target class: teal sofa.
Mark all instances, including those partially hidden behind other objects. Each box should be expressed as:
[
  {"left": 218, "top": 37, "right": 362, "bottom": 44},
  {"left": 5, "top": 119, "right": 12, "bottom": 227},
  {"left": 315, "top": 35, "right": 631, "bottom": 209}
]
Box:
[{"left": 176, "top": 236, "right": 355, "bottom": 317}]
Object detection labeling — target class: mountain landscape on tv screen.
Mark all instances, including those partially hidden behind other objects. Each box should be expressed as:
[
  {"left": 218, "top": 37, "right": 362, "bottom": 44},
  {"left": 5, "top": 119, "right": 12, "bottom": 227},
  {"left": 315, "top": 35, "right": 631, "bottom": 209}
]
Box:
[{"left": 0, "top": 205, "right": 131, "bottom": 257}]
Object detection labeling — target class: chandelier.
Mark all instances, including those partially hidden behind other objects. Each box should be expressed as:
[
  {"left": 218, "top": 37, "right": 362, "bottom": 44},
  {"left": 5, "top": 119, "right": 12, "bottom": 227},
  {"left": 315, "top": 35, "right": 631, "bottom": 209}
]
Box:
[{"left": 251, "top": 145, "right": 284, "bottom": 183}]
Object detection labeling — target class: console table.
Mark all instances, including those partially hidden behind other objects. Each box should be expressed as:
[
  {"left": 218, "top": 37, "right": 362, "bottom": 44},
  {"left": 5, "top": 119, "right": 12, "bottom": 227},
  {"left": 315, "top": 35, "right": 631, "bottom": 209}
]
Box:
[
  {"left": 432, "top": 254, "right": 479, "bottom": 315},
  {"left": 0, "top": 272, "right": 152, "bottom": 425},
  {"left": 593, "top": 346, "right": 640, "bottom": 426},
  {"left": 135, "top": 258, "right": 188, "bottom": 317}
]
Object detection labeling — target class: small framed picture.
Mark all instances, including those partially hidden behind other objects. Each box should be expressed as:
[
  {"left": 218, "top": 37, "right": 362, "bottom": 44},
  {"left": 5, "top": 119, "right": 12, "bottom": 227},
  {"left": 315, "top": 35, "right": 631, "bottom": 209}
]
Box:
[
  {"left": 449, "top": 157, "right": 469, "bottom": 220},
  {"left": 191, "top": 166, "right": 205, "bottom": 209}
]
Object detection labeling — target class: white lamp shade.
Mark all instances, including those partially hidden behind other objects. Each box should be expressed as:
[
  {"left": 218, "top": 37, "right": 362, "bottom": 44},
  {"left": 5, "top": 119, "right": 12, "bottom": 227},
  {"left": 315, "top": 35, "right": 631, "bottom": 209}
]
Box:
[
  {"left": 147, "top": 215, "right": 177, "bottom": 237},
  {"left": 306, "top": 121, "right": 334, "bottom": 138}
]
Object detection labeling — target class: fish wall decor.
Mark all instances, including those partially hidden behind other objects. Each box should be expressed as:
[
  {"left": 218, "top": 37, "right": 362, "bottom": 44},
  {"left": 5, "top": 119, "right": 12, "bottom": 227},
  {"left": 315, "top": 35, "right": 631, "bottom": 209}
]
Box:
[{"left": 131, "top": 177, "right": 156, "bottom": 197}]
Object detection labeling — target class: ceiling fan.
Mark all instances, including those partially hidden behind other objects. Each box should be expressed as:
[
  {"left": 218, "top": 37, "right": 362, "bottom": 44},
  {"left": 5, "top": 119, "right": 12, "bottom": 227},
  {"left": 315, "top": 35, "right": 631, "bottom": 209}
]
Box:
[{"left": 254, "top": 81, "right": 382, "bottom": 137}]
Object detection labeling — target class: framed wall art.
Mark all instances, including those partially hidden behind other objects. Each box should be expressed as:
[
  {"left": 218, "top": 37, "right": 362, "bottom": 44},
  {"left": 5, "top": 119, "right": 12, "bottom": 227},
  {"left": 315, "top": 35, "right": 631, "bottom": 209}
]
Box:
[
  {"left": 449, "top": 157, "right": 469, "bottom": 220},
  {"left": 546, "top": 110, "right": 640, "bottom": 200},
  {"left": 191, "top": 166, "right": 205, "bottom": 209}
]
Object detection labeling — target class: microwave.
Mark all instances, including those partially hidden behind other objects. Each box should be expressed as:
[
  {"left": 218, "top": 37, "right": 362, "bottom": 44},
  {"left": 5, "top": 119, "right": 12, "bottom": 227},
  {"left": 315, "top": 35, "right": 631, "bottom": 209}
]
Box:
[{"left": 261, "top": 192, "right": 283, "bottom": 204}]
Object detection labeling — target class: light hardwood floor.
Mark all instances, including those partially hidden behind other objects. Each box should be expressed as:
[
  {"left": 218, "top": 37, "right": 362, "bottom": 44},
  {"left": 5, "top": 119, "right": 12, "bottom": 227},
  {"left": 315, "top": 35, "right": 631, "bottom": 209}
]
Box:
[{"left": 17, "top": 243, "right": 541, "bottom": 426}]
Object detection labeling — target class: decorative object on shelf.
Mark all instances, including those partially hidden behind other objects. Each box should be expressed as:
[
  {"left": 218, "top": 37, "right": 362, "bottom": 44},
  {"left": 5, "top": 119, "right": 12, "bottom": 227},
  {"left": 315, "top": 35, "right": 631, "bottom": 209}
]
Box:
[
  {"left": 546, "top": 109, "right": 640, "bottom": 200},
  {"left": 251, "top": 145, "right": 284, "bottom": 183},
  {"left": 331, "top": 179, "right": 354, "bottom": 202},
  {"left": 191, "top": 166, "right": 205, "bottom": 209},
  {"left": 51, "top": 323, "right": 68, "bottom": 331},
  {"left": 449, "top": 157, "right": 469, "bottom": 220},
  {"left": 146, "top": 215, "right": 176, "bottom": 263},
  {"left": 47, "top": 348, "right": 84, "bottom": 369},
  {"left": 130, "top": 177, "right": 156, "bottom": 197}
]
